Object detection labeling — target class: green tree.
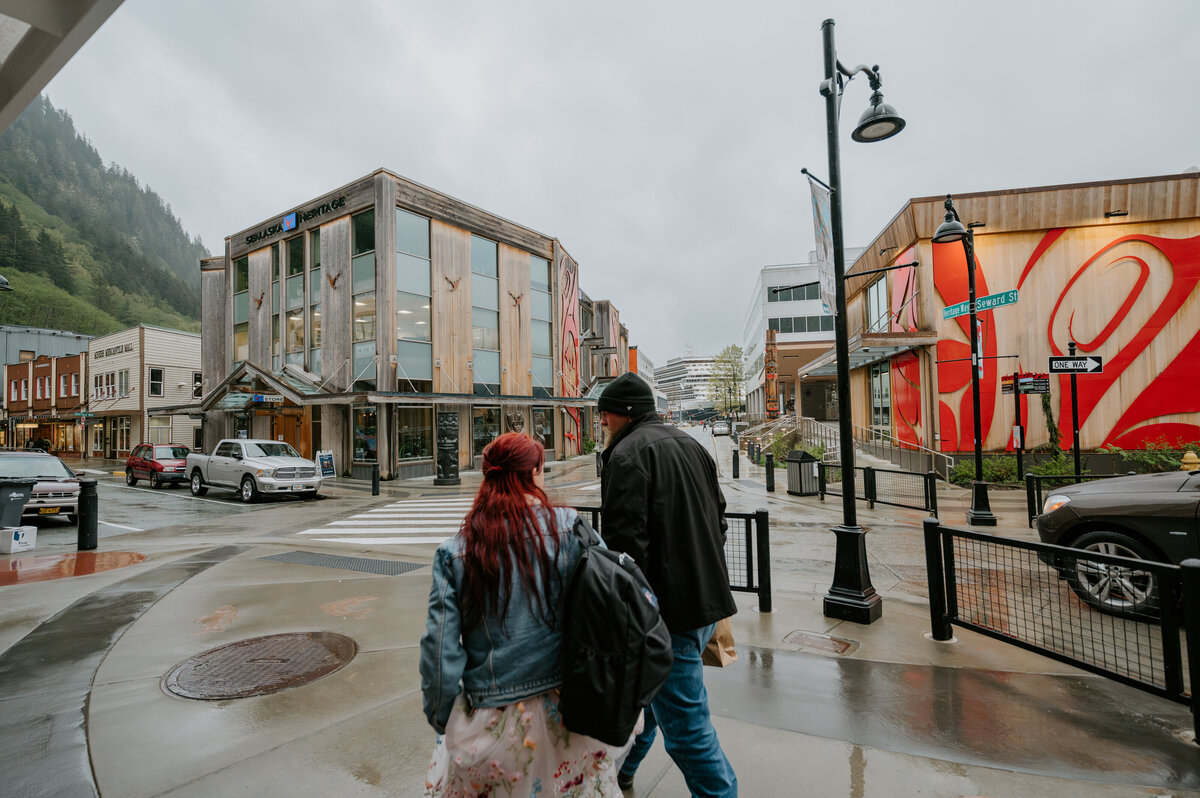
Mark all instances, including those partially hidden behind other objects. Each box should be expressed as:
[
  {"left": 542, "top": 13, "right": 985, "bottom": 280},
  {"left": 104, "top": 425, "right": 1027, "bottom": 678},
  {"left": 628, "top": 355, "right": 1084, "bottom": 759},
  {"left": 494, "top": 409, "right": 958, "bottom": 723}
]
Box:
[{"left": 709, "top": 344, "right": 745, "bottom": 415}]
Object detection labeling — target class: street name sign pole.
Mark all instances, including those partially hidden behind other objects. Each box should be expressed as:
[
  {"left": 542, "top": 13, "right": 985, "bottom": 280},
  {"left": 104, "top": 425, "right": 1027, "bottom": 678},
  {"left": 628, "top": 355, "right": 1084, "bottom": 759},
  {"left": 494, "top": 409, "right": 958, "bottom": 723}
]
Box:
[{"left": 1048, "top": 342, "right": 1104, "bottom": 475}]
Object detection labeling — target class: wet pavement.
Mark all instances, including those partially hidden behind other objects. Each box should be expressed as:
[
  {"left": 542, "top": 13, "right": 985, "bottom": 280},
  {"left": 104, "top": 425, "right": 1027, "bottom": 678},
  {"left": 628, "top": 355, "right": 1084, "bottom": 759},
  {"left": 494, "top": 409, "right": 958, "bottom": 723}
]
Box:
[{"left": 1, "top": 441, "right": 1198, "bottom": 796}]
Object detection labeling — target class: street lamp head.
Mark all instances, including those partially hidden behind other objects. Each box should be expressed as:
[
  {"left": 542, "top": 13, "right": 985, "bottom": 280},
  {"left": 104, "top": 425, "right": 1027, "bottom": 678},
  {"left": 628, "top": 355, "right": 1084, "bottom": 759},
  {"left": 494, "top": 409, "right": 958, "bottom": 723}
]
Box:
[
  {"left": 932, "top": 195, "right": 968, "bottom": 243},
  {"left": 0, "top": 274, "right": 11, "bottom": 291},
  {"left": 851, "top": 88, "right": 905, "bottom": 142}
]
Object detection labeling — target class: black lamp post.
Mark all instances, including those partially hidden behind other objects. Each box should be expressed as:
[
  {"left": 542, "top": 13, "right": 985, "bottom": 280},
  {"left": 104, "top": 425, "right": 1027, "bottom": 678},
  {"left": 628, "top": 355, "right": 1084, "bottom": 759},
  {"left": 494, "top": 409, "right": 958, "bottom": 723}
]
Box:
[
  {"left": 932, "top": 195, "right": 997, "bottom": 526},
  {"left": 819, "top": 18, "right": 905, "bottom": 625}
]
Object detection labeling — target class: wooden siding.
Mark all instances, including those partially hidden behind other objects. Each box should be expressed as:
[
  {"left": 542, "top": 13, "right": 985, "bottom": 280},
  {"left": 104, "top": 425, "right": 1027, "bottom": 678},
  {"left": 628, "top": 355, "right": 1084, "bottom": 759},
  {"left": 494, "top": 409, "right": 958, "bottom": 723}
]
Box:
[
  {"left": 431, "top": 220, "right": 472, "bottom": 394},
  {"left": 320, "top": 217, "right": 352, "bottom": 390},
  {"left": 248, "top": 248, "right": 272, "bottom": 367},
  {"left": 201, "top": 257, "right": 227, "bottom": 395},
  {"left": 374, "top": 176, "right": 397, "bottom": 474},
  {"left": 499, "top": 243, "right": 532, "bottom": 395}
]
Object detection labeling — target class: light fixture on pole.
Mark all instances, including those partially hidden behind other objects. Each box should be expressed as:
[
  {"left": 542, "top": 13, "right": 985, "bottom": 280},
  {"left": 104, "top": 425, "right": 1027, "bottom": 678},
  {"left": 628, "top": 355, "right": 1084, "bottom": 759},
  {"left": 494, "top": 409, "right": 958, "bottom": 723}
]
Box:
[
  {"left": 932, "top": 194, "right": 997, "bottom": 526},
  {"left": 0, "top": 274, "right": 11, "bottom": 291},
  {"left": 818, "top": 18, "right": 905, "bottom": 624}
]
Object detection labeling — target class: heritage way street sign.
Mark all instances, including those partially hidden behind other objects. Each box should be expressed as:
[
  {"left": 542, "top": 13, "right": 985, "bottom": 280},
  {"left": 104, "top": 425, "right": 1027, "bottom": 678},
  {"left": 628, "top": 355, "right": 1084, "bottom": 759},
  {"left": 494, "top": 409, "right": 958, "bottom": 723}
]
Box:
[
  {"left": 942, "top": 289, "right": 1019, "bottom": 320},
  {"left": 1048, "top": 356, "right": 1104, "bottom": 374},
  {"left": 73, "top": 411, "right": 94, "bottom": 417}
]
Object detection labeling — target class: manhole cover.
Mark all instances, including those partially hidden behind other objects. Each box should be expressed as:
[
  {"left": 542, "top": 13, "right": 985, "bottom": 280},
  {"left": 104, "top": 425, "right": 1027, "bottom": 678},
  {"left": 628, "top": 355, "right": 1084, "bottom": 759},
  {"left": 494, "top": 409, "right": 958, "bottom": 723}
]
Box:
[{"left": 163, "top": 631, "right": 357, "bottom": 700}]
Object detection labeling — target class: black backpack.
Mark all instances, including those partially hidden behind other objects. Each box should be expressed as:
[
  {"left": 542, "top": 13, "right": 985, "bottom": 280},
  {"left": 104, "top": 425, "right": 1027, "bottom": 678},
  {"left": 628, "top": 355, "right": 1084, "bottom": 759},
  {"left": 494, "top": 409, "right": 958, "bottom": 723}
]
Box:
[{"left": 560, "top": 516, "right": 674, "bottom": 746}]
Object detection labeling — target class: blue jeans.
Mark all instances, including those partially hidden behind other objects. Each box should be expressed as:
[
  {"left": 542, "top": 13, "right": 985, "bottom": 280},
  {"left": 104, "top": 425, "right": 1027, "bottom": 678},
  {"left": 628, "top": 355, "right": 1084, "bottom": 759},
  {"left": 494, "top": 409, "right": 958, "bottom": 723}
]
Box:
[{"left": 620, "top": 622, "right": 737, "bottom": 797}]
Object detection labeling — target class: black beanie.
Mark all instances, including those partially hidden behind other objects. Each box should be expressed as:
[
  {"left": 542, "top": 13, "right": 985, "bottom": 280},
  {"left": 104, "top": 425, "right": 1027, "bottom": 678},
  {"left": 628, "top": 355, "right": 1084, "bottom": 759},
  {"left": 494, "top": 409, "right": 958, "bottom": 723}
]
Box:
[{"left": 597, "top": 372, "right": 656, "bottom": 416}]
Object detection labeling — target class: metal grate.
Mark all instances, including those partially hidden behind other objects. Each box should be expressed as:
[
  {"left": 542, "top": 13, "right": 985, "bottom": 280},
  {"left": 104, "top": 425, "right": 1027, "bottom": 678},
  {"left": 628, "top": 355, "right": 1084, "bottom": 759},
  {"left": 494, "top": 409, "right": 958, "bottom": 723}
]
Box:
[{"left": 259, "top": 550, "right": 427, "bottom": 576}]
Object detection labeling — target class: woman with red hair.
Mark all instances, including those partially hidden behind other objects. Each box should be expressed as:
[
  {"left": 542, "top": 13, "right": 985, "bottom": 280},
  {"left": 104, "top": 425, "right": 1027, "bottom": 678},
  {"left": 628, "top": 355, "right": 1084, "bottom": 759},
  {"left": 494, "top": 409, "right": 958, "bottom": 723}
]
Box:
[{"left": 420, "top": 432, "right": 634, "bottom": 796}]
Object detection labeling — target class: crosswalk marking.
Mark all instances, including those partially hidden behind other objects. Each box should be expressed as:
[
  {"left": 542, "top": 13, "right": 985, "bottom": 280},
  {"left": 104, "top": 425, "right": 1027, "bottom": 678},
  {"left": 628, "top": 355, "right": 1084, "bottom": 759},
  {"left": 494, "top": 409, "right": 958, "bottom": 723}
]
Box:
[{"left": 297, "top": 496, "right": 471, "bottom": 546}]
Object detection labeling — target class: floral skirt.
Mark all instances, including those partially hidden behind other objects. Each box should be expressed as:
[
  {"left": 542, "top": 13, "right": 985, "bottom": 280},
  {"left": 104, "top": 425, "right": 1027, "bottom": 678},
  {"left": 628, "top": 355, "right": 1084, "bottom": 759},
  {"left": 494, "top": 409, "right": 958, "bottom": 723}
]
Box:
[{"left": 424, "top": 689, "right": 639, "bottom": 797}]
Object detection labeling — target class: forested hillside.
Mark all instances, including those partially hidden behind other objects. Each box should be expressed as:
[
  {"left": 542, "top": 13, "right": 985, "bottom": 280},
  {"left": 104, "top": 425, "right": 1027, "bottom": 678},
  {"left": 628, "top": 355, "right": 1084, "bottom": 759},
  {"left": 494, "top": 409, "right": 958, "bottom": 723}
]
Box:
[{"left": 0, "top": 95, "right": 205, "bottom": 334}]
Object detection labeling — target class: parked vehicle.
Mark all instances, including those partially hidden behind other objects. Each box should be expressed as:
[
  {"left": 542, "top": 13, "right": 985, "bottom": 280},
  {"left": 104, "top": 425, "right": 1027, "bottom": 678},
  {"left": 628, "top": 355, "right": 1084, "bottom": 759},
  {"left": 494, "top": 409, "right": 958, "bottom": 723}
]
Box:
[
  {"left": 712, "top": 421, "right": 730, "bottom": 436},
  {"left": 126, "top": 444, "right": 192, "bottom": 489},
  {"left": 187, "top": 439, "right": 322, "bottom": 503},
  {"left": 1036, "top": 470, "right": 1200, "bottom": 617},
  {"left": 0, "top": 448, "right": 80, "bottom": 522}
]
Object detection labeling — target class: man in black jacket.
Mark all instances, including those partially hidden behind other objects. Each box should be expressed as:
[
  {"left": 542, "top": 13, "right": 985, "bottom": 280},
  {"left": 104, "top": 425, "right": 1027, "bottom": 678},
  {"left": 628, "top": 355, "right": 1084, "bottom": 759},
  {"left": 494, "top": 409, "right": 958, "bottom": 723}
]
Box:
[{"left": 598, "top": 372, "right": 737, "bottom": 797}]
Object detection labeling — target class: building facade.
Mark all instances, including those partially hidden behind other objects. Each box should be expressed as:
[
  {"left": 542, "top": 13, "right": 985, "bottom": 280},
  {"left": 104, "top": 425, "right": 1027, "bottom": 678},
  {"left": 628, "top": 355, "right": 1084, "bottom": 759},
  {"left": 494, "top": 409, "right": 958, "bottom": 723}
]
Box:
[
  {"left": 89, "top": 325, "right": 201, "bottom": 458},
  {"left": 799, "top": 172, "right": 1200, "bottom": 455},
  {"left": 194, "top": 169, "right": 594, "bottom": 479},
  {"left": 4, "top": 352, "right": 85, "bottom": 453}
]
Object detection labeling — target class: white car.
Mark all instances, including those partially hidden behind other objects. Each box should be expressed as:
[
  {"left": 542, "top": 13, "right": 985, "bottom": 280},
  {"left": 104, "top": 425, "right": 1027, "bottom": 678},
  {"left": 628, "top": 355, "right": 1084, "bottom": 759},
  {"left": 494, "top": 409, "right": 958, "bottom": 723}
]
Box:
[
  {"left": 187, "top": 439, "right": 322, "bottom": 503},
  {"left": 712, "top": 421, "right": 730, "bottom": 436}
]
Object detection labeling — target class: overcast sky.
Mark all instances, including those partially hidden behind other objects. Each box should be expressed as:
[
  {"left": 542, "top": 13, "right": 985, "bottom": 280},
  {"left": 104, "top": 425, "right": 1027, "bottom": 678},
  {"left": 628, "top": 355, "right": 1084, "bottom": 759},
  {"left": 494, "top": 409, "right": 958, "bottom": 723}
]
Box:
[{"left": 43, "top": 0, "right": 1200, "bottom": 366}]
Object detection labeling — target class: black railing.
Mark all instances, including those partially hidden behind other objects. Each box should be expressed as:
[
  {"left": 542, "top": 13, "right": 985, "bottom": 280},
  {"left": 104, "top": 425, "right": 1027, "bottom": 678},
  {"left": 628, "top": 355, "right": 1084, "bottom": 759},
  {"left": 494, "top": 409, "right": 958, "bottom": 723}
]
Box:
[
  {"left": 818, "top": 463, "right": 938, "bottom": 517},
  {"left": 574, "top": 505, "right": 772, "bottom": 612},
  {"left": 923, "top": 518, "right": 1200, "bottom": 739},
  {"left": 1025, "top": 472, "right": 1135, "bottom": 527}
]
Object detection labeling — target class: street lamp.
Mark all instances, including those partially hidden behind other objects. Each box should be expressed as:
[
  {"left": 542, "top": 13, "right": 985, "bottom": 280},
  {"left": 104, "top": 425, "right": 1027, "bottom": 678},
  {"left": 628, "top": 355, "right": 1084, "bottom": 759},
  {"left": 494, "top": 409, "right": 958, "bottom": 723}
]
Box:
[
  {"left": 819, "top": 18, "right": 905, "bottom": 625},
  {"left": 0, "top": 274, "right": 11, "bottom": 291},
  {"left": 932, "top": 195, "right": 997, "bottom": 526}
]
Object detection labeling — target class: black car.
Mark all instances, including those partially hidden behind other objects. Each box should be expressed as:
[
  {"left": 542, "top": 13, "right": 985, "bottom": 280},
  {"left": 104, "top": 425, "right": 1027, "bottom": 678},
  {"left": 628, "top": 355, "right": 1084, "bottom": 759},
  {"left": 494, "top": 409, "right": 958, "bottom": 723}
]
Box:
[{"left": 1036, "top": 470, "right": 1200, "bottom": 617}]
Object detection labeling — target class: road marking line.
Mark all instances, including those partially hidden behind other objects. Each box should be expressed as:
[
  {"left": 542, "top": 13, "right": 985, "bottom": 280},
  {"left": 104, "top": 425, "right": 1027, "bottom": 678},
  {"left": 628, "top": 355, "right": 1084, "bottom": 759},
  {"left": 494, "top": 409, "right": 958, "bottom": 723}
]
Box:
[
  {"left": 307, "top": 536, "right": 447, "bottom": 545},
  {"left": 299, "top": 527, "right": 459, "bottom": 535},
  {"left": 99, "top": 521, "right": 144, "bottom": 531}
]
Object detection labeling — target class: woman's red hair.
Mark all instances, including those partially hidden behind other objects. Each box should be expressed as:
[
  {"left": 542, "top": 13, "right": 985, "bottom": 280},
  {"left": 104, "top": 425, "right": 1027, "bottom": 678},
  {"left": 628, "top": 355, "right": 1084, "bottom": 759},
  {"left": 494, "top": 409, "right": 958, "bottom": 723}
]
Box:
[{"left": 458, "top": 432, "right": 558, "bottom": 630}]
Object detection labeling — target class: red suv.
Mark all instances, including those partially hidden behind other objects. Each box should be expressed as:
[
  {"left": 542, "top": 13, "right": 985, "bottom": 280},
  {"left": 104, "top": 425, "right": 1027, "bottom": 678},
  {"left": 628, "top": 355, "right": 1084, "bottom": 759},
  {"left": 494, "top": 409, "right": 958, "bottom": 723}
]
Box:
[{"left": 126, "top": 444, "right": 192, "bottom": 489}]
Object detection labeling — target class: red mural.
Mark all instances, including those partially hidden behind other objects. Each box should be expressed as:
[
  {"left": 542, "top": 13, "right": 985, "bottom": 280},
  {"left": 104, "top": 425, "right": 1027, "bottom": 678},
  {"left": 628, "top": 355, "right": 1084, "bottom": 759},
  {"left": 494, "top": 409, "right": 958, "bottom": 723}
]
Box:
[
  {"left": 1021, "top": 230, "right": 1200, "bottom": 449},
  {"left": 890, "top": 247, "right": 919, "bottom": 333},
  {"left": 934, "top": 241, "right": 999, "bottom": 452},
  {"left": 557, "top": 250, "right": 580, "bottom": 449},
  {"left": 891, "top": 351, "right": 922, "bottom": 448}
]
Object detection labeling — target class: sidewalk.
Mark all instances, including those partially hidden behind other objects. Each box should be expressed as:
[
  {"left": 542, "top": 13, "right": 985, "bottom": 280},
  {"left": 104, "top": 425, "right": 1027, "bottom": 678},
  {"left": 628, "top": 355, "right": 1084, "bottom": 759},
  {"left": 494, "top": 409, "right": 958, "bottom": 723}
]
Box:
[{"left": 1, "top": 451, "right": 1197, "bottom": 796}]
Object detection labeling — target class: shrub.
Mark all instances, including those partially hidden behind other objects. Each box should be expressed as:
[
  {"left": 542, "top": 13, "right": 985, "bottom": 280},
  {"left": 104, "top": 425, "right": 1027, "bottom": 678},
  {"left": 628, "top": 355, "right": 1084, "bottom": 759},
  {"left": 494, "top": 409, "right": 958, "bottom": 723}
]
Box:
[
  {"left": 1100, "top": 437, "right": 1200, "bottom": 473},
  {"left": 581, "top": 438, "right": 596, "bottom": 455},
  {"left": 948, "top": 456, "right": 1020, "bottom": 486}
]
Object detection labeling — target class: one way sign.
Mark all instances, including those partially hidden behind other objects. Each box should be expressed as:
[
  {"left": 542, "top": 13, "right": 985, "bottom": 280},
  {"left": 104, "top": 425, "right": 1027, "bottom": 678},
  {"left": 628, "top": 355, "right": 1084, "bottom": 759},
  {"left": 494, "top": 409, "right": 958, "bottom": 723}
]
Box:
[{"left": 1048, "top": 356, "right": 1104, "bottom": 374}]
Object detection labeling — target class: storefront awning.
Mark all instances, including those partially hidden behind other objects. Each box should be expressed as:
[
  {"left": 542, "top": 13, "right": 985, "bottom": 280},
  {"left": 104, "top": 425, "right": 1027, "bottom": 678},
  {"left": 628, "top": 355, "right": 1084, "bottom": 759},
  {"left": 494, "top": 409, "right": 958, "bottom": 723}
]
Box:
[
  {"left": 799, "top": 332, "right": 938, "bottom": 378},
  {"left": 369, "top": 390, "right": 596, "bottom": 408}
]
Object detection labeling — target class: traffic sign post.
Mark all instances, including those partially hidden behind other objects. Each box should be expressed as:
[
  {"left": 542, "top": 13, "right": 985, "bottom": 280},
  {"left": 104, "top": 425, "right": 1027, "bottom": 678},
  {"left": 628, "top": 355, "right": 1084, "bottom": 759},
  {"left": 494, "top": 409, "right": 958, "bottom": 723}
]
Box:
[
  {"left": 1048, "top": 342, "right": 1102, "bottom": 476},
  {"left": 942, "top": 289, "right": 1019, "bottom": 320}
]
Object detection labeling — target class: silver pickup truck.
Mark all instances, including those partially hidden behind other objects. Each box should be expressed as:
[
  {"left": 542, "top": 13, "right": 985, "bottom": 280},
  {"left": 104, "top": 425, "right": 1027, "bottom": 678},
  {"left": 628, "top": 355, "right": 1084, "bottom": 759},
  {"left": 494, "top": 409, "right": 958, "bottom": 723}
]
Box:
[{"left": 186, "top": 439, "right": 322, "bottom": 503}]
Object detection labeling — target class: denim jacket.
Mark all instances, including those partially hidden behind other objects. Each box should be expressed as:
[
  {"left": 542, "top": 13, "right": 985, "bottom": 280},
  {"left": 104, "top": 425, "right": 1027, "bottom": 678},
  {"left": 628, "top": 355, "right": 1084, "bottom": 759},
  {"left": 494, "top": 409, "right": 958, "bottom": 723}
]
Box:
[{"left": 419, "top": 505, "right": 595, "bottom": 733}]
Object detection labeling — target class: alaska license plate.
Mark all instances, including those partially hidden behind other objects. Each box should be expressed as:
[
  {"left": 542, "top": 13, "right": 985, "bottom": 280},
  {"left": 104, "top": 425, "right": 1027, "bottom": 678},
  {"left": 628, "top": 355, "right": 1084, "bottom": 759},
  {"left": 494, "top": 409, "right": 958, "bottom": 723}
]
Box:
[
  {"left": 38, "top": 506, "right": 60, "bottom": 515},
  {"left": 292, "top": 484, "right": 305, "bottom": 491}
]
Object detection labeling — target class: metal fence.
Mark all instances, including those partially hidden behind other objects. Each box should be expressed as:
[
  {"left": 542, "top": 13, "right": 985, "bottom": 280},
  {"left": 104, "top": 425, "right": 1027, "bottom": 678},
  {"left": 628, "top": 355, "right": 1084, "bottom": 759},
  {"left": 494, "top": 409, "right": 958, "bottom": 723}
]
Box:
[
  {"left": 818, "top": 463, "right": 938, "bottom": 517},
  {"left": 923, "top": 518, "right": 1200, "bottom": 737},
  {"left": 1024, "top": 472, "right": 1136, "bottom": 527},
  {"left": 574, "top": 505, "right": 772, "bottom": 612}
]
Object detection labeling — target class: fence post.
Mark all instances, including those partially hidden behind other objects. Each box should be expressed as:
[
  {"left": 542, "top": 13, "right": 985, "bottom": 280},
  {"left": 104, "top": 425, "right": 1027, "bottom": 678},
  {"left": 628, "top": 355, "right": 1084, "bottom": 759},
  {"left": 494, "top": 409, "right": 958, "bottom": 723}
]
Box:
[
  {"left": 765, "top": 454, "right": 775, "bottom": 492},
  {"left": 926, "top": 471, "right": 939, "bottom": 518},
  {"left": 818, "top": 462, "right": 827, "bottom": 501},
  {"left": 864, "top": 467, "right": 876, "bottom": 509},
  {"left": 77, "top": 478, "right": 98, "bottom": 551},
  {"left": 371, "top": 462, "right": 380, "bottom": 496},
  {"left": 754, "top": 509, "right": 772, "bottom": 613},
  {"left": 1180, "top": 559, "right": 1200, "bottom": 743},
  {"left": 732, "top": 449, "right": 740, "bottom": 479},
  {"left": 1025, "top": 473, "right": 1037, "bottom": 528},
  {"left": 922, "top": 518, "right": 952, "bottom": 641}
]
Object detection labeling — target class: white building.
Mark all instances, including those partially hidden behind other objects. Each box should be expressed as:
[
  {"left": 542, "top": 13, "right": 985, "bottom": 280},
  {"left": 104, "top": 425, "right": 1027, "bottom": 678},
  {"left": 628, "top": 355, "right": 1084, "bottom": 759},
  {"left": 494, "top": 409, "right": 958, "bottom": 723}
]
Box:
[
  {"left": 741, "top": 252, "right": 861, "bottom": 421},
  {"left": 88, "top": 325, "right": 202, "bottom": 457},
  {"left": 655, "top": 351, "right": 715, "bottom": 418}
]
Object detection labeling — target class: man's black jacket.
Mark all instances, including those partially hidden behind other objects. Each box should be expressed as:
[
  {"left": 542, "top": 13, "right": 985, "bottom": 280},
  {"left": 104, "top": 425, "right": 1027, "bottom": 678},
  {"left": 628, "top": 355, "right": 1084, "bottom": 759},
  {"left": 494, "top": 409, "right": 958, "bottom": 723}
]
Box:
[{"left": 600, "top": 413, "right": 737, "bottom": 632}]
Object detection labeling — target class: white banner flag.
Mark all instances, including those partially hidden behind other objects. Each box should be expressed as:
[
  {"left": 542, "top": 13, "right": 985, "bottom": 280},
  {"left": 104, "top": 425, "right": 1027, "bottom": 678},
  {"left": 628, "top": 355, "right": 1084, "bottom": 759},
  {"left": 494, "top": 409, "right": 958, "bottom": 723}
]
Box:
[{"left": 809, "top": 176, "right": 835, "bottom": 315}]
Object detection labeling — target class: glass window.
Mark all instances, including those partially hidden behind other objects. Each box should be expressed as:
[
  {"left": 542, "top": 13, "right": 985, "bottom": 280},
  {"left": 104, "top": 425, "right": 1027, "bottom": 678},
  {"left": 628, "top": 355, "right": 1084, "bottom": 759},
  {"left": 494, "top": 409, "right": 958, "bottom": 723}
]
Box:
[
  {"left": 310, "top": 229, "right": 321, "bottom": 268},
  {"left": 352, "top": 251, "right": 375, "bottom": 294},
  {"left": 532, "top": 406, "right": 555, "bottom": 449},
  {"left": 286, "top": 309, "right": 304, "bottom": 353},
  {"left": 286, "top": 236, "right": 304, "bottom": 276},
  {"left": 118, "top": 370, "right": 129, "bottom": 397},
  {"left": 767, "top": 287, "right": 779, "bottom": 303},
  {"left": 353, "top": 292, "right": 376, "bottom": 341},
  {"left": 286, "top": 275, "right": 303, "bottom": 310},
  {"left": 532, "top": 357, "right": 553, "bottom": 398},
  {"left": 270, "top": 243, "right": 280, "bottom": 282},
  {"left": 780, "top": 317, "right": 793, "bottom": 333},
  {"left": 532, "top": 320, "right": 552, "bottom": 356},
  {"left": 310, "top": 347, "right": 322, "bottom": 375},
  {"left": 531, "top": 256, "right": 551, "bottom": 293},
  {"left": 531, "top": 290, "right": 551, "bottom": 321},
  {"left": 806, "top": 283, "right": 819, "bottom": 300},
  {"left": 235, "top": 322, "right": 249, "bottom": 361},
  {"left": 396, "top": 291, "right": 431, "bottom": 341},
  {"left": 396, "top": 406, "right": 433, "bottom": 460},
  {"left": 472, "top": 350, "right": 500, "bottom": 388},
  {"left": 397, "top": 340, "right": 433, "bottom": 383},
  {"left": 397, "top": 252, "right": 431, "bottom": 295},
  {"left": 353, "top": 340, "right": 376, "bottom": 390},
  {"left": 352, "top": 209, "right": 375, "bottom": 256},
  {"left": 472, "top": 406, "right": 500, "bottom": 456},
  {"left": 310, "top": 304, "right": 322, "bottom": 348},
  {"left": 866, "top": 278, "right": 888, "bottom": 333},
  {"left": 148, "top": 367, "right": 164, "bottom": 397},
  {"left": 471, "top": 308, "right": 499, "bottom": 350},
  {"left": 234, "top": 257, "right": 249, "bottom": 293},
  {"left": 310, "top": 269, "right": 321, "bottom": 303},
  {"left": 396, "top": 208, "right": 430, "bottom": 258},
  {"left": 471, "top": 236, "right": 497, "bottom": 277},
  {"left": 148, "top": 417, "right": 170, "bottom": 445},
  {"left": 869, "top": 362, "right": 892, "bottom": 438},
  {"left": 192, "top": 371, "right": 202, "bottom": 399},
  {"left": 472, "top": 273, "right": 498, "bottom": 311},
  {"left": 115, "top": 416, "right": 130, "bottom": 451},
  {"left": 768, "top": 318, "right": 780, "bottom": 331},
  {"left": 233, "top": 291, "right": 249, "bottom": 324},
  {"left": 353, "top": 407, "right": 377, "bottom": 462},
  {"left": 821, "top": 315, "right": 834, "bottom": 332}
]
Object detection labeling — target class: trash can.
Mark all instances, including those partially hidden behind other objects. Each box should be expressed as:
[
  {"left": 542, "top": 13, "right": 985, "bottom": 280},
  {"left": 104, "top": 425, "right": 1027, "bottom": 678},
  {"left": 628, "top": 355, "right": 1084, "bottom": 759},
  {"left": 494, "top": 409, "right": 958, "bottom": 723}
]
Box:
[
  {"left": 786, "top": 451, "right": 819, "bottom": 497},
  {"left": 0, "top": 478, "right": 35, "bottom": 527}
]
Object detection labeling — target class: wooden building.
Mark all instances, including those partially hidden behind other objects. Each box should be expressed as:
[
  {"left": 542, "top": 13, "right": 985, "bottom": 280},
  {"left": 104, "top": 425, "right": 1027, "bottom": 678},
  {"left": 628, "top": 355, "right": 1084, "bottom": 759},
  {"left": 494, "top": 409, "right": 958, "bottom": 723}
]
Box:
[
  {"left": 799, "top": 172, "right": 1200, "bottom": 455},
  {"left": 190, "top": 169, "right": 594, "bottom": 479},
  {"left": 4, "top": 353, "right": 86, "bottom": 453}
]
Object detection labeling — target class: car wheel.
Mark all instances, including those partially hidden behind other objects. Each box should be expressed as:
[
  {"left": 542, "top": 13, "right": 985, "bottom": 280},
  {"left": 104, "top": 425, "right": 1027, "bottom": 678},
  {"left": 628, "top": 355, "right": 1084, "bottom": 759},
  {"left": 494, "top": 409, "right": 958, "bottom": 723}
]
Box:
[
  {"left": 125, "top": 469, "right": 137, "bottom": 486},
  {"left": 190, "top": 471, "right": 208, "bottom": 497},
  {"left": 149, "top": 472, "right": 161, "bottom": 489},
  {"left": 240, "top": 476, "right": 259, "bottom": 504},
  {"left": 1065, "top": 530, "right": 1159, "bottom": 618}
]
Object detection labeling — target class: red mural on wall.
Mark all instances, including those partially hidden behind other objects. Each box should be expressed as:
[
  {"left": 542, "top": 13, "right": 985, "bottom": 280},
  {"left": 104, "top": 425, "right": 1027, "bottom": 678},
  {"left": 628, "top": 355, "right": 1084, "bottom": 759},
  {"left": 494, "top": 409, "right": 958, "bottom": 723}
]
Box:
[
  {"left": 934, "top": 241, "right": 999, "bottom": 452},
  {"left": 557, "top": 250, "right": 580, "bottom": 448},
  {"left": 1020, "top": 229, "right": 1200, "bottom": 449},
  {"left": 891, "top": 351, "right": 922, "bottom": 448},
  {"left": 890, "top": 247, "right": 919, "bottom": 333}
]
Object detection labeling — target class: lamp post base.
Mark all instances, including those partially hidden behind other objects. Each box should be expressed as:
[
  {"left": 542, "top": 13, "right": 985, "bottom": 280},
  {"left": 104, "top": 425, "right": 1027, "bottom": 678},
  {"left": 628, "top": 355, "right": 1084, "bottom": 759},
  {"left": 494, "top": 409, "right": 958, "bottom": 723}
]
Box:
[
  {"left": 823, "top": 524, "right": 883, "bottom": 624},
  {"left": 966, "top": 480, "right": 997, "bottom": 526}
]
